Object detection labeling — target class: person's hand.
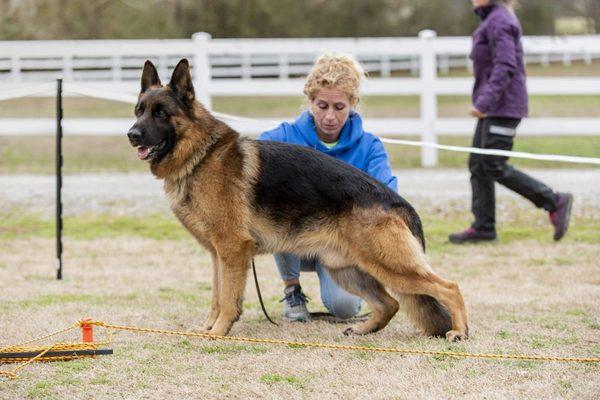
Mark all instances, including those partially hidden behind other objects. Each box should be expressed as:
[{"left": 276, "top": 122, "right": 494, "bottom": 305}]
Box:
[{"left": 469, "top": 106, "right": 486, "bottom": 118}]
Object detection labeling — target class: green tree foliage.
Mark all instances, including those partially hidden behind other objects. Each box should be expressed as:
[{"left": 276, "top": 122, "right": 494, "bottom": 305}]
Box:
[
  {"left": 401, "top": 0, "right": 478, "bottom": 36},
  {"left": 557, "top": 0, "right": 600, "bottom": 33},
  {"left": 0, "top": 0, "right": 583, "bottom": 40},
  {"left": 518, "top": 0, "right": 557, "bottom": 35}
]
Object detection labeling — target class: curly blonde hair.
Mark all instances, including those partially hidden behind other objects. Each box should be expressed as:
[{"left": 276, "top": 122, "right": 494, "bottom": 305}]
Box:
[{"left": 303, "top": 53, "right": 366, "bottom": 108}]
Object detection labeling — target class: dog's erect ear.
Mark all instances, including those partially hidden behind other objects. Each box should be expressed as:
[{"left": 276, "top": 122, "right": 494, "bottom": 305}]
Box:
[
  {"left": 141, "top": 60, "right": 161, "bottom": 93},
  {"left": 168, "top": 59, "right": 195, "bottom": 104}
]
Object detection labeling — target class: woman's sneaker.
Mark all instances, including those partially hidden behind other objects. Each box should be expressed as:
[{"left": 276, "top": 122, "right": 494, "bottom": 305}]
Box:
[
  {"left": 448, "top": 227, "right": 497, "bottom": 244},
  {"left": 280, "top": 284, "right": 310, "bottom": 322},
  {"left": 549, "top": 192, "right": 574, "bottom": 241}
]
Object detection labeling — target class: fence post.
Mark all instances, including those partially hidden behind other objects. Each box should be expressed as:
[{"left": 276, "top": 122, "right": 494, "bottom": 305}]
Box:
[
  {"left": 11, "top": 56, "right": 21, "bottom": 82},
  {"left": 111, "top": 55, "right": 122, "bottom": 81},
  {"left": 63, "top": 55, "right": 73, "bottom": 81},
  {"left": 192, "top": 32, "right": 212, "bottom": 110},
  {"left": 279, "top": 54, "right": 289, "bottom": 79},
  {"left": 418, "top": 29, "right": 438, "bottom": 167}
]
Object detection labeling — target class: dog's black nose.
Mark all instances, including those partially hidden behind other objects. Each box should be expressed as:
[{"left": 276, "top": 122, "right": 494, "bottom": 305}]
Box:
[{"left": 127, "top": 127, "right": 143, "bottom": 143}]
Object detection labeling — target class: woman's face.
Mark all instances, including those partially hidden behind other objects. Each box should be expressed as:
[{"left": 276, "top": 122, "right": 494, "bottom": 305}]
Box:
[
  {"left": 472, "top": 0, "right": 491, "bottom": 8},
  {"left": 310, "top": 87, "right": 352, "bottom": 143}
]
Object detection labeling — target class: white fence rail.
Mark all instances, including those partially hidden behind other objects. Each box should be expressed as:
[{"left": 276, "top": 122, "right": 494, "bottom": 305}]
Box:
[
  {"left": 1, "top": 32, "right": 600, "bottom": 166},
  {"left": 2, "top": 33, "right": 599, "bottom": 81}
]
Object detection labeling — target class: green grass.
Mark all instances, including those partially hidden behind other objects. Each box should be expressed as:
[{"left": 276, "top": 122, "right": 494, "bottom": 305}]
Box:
[
  {"left": 0, "top": 211, "right": 188, "bottom": 241},
  {"left": 157, "top": 286, "right": 211, "bottom": 307},
  {"left": 27, "top": 381, "right": 55, "bottom": 399},
  {"left": 2, "top": 94, "right": 600, "bottom": 119},
  {"left": 22, "top": 361, "right": 94, "bottom": 398},
  {"left": 419, "top": 212, "right": 600, "bottom": 252},
  {"left": 260, "top": 373, "right": 306, "bottom": 387},
  {"left": 10, "top": 293, "right": 103, "bottom": 308},
  {"left": 2, "top": 210, "right": 598, "bottom": 246},
  {"left": 497, "top": 330, "right": 511, "bottom": 339},
  {"left": 200, "top": 344, "right": 268, "bottom": 355},
  {"left": 1, "top": 134, "right": 598, "bottom": 174},
  {"left": 0, "top": 135, "right": 140, "bottom": 174},
  {"left": 0, "top": 292, "right": 141, "bottom": 314},
  {"left": 89, "top": 373, "right": 111, "bottom": 385},
  {"left": 558, "top": 379, "right": 573, "bottom": 390}
]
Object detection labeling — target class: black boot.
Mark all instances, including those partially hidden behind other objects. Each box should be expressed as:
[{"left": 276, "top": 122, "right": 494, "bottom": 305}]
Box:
[{"left": 449, "top": 227, "right": 497, "bottom": 244}]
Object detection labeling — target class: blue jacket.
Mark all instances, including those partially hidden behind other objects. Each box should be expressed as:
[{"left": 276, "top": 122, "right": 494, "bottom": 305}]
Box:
[
  {"left": 471, "top": 4, "right": 528, "bottom": 118},
  {"left": 258, "top": 111, "right": 398, "bottom": 192}
]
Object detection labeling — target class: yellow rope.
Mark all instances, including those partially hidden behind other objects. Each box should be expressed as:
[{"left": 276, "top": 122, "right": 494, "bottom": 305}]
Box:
[
  {"left": 2, "top": 318, "right": 598, "bottom": 381},
  {"left": 0, "top": 322, "right": 80, "bottom": 353},
  {"left": 87, "top": 320, "right": 600, "bottom": 364},
  {"left": 0, "top": 320, "right": 111, "bottom": 380}
]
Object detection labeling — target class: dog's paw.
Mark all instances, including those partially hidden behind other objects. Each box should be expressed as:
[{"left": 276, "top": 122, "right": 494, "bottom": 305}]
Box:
[
  {"left": 207, "top": 316, "right": 234, "bottom": 337},
  {"left": 200, "top": 321, "right": 215, "bottom": 333},
  {"left": 200, "top": 313, "right": 220, "bottom": 333},
  {"left": 445, "top": 330, "right": 468, "bottom": 342}
]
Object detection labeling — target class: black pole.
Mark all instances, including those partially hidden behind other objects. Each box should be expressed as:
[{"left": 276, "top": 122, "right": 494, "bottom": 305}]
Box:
[
  {"left": 0, "top": 348, "right": 113, "bottom": 361},
  {"left": 56, "top": 79, "right": 63, "bottom": 280}
]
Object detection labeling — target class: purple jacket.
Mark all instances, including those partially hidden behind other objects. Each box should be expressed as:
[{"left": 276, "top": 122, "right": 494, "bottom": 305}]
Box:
[{"left": 471, "top": 4, "right": 528, "bottom": 118}]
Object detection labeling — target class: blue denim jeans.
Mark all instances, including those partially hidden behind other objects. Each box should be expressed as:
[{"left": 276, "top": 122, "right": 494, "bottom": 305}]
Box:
[{"left": 274, "top": 253, "right": 362, "bottom": 319}]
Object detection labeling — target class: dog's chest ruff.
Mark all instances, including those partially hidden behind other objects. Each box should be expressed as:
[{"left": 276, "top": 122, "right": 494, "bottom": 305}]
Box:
[
  {"left": 164, "top": 177, "right": 189, "bottom": 206},
  {"left": 164, "top": 176, "right": 213, "bottom": 238}
]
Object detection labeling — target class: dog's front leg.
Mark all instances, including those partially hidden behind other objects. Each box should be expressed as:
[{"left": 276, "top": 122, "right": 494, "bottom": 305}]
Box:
[
  {"left": 201, "top": 250, "right": 221, "bottom": 332},
  {"left": 208, "top": 241, "right": 253, "bottom": 336}
]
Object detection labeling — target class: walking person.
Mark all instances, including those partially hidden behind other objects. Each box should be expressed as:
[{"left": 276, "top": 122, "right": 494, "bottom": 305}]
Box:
[
  {"left": 258, "top": 53, "right": 398, "bottom": 321},
  {"left": 449, "top": 0, "right": 573, "bottom": 244}
]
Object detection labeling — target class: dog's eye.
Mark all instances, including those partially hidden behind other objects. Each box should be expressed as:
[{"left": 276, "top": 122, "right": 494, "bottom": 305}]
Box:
[{"left": 154, "top": 109, "right": 167, "bottom": 119}]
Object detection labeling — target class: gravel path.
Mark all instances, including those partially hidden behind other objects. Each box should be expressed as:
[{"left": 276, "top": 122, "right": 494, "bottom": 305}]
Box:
[{"left": 1, "top": 169, "right": 599, "bottom": 216}]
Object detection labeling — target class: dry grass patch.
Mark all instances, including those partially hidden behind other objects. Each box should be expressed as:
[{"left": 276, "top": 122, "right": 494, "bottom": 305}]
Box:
[{"left": 1, "top": 235, "right": 598, "bottom": 399}]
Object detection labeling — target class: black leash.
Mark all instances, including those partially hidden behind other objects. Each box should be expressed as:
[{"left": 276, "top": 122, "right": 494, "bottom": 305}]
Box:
[
  {"left": 308, "top": 312, "right": 371, "bottom": 323},
  {"left": 251, "top": 258, "right": 278, "bottom": 326},
  {"left": 251, "top": 258, "right": 370, "bottom": 326}
]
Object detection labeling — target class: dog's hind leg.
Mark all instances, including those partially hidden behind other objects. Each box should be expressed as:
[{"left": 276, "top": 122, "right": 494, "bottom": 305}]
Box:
[
  {"left": 200, "top": 248, "right": 221, "bottom": 332},
  {"left": 209, "top": 239, "right": 254, "bottom": 336},
  {"left": 348, "top": 220, "right": 468, "bottom": 341},
  {"left": 390, "top": 273, "right": 468, "bottom": 342},
  {"left": 367, "top": 266, "right": 468, "bottom": 342},
  {"left": 327, "top": 267, "right": 399, "bottom": 335}
]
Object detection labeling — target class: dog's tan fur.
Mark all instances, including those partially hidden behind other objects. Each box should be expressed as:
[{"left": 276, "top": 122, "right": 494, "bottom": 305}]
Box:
[{"left": 129, "top": 59, "right": 469, "bottom": 341}]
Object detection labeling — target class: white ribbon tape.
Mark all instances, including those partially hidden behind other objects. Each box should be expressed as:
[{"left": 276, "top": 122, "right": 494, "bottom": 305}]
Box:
[
  {"left": 379, "top": 138, "right": 600, "bottom": 165},
  {"left": 0, "top": 82, "right": 56, "bottom": 102}
]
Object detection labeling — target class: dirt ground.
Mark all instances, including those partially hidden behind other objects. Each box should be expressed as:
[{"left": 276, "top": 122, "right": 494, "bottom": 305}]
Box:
[{"left": 1, "top": 231, "right": 599, "bottom": 399}]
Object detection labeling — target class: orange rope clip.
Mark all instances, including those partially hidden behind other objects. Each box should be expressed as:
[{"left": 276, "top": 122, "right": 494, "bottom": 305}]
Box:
[{"left": 80, "top": 318, "right": 94, "bottom": 343}]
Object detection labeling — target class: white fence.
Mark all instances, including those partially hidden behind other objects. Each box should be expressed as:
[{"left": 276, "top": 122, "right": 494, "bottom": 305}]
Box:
[{"left": 1, "top": 31, "right": 600, "bottom": 166}]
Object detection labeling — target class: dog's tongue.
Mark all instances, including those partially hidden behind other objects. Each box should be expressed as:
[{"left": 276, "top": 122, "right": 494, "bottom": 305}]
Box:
[{"left": 137, "top": 146, "right": 151, "bottom": 160}]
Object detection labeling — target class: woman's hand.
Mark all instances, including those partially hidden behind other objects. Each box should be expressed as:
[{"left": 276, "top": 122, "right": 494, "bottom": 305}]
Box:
[{"left": 469, "top": 106, "right": 486, "bottom": 118}]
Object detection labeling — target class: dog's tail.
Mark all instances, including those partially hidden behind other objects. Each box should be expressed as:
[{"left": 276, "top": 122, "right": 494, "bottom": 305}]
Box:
[{"left": 398, "top": 294, "right": 452, "bottom": 337}]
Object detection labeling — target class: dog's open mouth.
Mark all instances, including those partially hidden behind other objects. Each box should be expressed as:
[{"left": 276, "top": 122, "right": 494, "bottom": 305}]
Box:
[{"left": 136, "top": 140, "right": 165, "bottom": 160}]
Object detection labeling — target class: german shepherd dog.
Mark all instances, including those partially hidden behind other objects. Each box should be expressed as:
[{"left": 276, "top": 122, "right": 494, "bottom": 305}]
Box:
[{"left": 127, "top": 59, "right": 469, "bottom": 342}]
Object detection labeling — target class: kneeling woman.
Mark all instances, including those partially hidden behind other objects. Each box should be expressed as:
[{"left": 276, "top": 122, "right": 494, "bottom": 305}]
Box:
[{"left": 259, "top": 54, "right": 398, "bottom": 321}]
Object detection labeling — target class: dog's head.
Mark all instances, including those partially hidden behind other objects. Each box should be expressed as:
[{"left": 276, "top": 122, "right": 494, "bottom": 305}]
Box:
[{"left": 127, "top": 59, "right": 196, "bottom": 164}]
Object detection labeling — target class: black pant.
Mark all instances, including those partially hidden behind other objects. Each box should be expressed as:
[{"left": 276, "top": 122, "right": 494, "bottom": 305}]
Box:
[{"left": 469, "top": 117, "right": 557, "bottom": 231}]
